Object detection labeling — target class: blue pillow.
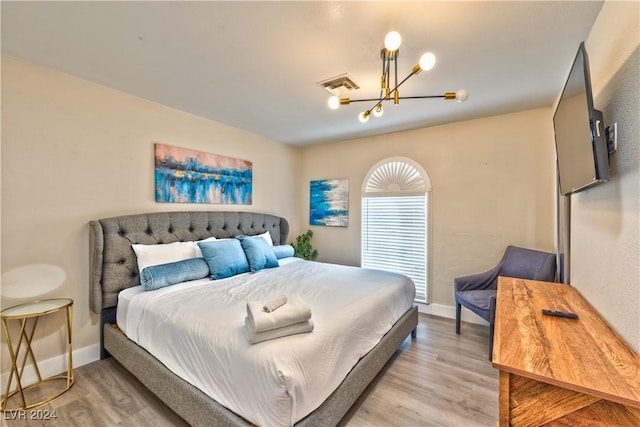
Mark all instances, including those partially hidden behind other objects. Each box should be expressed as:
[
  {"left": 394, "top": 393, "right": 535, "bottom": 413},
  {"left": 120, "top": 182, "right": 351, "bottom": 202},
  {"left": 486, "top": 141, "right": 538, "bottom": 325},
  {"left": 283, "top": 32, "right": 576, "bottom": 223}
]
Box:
[
  {"left": 140, "top": 258, "right": 210, "bottom": 291},
  {"left": 237, "top": 236, "right": 279, "bottom": 272},
  {"left": 272, "top": 244, "right": 295, "bottom": 259},
  {"left": 198, "top": 239, "right": 250, "bottom": 280}
]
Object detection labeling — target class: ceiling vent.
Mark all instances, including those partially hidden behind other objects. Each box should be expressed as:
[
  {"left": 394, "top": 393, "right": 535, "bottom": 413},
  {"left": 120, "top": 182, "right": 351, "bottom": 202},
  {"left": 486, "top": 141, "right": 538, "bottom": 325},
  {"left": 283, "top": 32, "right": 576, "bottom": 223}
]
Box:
[{"left": 317, "top": 73, "right": 360, "bottom": 94}]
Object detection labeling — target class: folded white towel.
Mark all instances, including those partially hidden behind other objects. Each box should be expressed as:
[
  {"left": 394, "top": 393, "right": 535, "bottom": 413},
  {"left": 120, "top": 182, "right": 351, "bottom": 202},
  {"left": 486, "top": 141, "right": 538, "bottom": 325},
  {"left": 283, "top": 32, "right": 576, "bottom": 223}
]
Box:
[
  {"left": 244, "top": 316, "right": 314, "bottom": 344},
  {"left": 262, "top": 295, "right": 288, "bottom": 313},
  {"left": 247, "top": 293, "right": 312, "bottom": 333}
]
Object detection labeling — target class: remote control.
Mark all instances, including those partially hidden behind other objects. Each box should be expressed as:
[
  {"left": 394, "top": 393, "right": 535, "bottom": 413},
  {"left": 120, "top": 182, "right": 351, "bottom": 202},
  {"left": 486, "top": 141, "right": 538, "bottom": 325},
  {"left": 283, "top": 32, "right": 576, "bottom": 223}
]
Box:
[{"left": 541, "top": 309, "right": 578, "bottom": 319}]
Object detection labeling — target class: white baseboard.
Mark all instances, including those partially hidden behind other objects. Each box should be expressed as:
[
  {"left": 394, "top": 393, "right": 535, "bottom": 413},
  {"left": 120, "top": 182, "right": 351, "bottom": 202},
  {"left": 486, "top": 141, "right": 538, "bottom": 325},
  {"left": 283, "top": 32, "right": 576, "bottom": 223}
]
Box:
[
  {"left": 416, "top": 302, "right": 489, "bottom": 326},
  {"left": 1, "top": 343, "right": 101, "bottom": 395}
]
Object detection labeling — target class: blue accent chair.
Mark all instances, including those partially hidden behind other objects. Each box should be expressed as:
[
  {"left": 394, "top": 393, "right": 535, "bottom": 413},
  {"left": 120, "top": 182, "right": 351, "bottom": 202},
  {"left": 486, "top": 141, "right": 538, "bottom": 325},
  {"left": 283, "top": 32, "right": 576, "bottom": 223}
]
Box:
[{"left": 454, "top": 245, "right": 557, "bottom": 360}]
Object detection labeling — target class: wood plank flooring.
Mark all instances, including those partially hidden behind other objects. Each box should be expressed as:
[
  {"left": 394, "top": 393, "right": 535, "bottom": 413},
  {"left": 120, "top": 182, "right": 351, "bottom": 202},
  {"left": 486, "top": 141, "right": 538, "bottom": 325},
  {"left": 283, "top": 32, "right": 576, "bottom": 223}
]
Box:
[{"left": 1, "top": 314, "right": 497, "bottom": 427}]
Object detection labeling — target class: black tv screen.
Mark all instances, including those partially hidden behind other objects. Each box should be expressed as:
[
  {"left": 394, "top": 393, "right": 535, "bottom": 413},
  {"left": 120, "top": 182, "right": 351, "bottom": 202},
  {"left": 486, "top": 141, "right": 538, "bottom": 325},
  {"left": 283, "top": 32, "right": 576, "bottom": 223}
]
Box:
[{"left": 553, "top": 42, "right": 610, "bottom": 196}]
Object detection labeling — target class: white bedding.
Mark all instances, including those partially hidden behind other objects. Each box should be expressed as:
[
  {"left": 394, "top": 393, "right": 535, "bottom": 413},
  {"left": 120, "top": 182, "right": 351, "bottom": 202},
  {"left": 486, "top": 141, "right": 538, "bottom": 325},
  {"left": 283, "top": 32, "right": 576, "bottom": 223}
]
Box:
[{"left": 117, "top": 257, "right": 415, "bottom": 426}]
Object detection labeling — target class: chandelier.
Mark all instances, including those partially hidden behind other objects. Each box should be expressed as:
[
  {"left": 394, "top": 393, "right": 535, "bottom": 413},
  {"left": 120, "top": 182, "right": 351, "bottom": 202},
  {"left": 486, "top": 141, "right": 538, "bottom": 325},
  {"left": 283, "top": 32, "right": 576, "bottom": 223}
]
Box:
[{"left": 326, "top": 31, "right": 469, "bottom": 123}]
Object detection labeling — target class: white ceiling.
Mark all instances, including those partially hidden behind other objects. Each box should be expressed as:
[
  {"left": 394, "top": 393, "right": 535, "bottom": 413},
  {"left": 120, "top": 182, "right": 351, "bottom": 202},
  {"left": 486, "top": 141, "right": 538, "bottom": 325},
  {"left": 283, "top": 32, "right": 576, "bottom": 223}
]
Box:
[{"left": 1, "top": 1, "right": 603, "bottom": 146}]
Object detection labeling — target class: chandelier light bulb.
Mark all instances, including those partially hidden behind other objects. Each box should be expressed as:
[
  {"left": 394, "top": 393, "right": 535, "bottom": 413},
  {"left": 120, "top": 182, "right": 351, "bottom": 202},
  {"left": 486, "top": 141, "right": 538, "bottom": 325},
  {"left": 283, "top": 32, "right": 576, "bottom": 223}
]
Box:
[
  {"left": 419, "top": 52, "right": 436, "bottom": 71},
  {"left": 455, "top": 89, "right": 469, "bottom": 103},
  {"left": 328, "top": 95, "right": 340, "bottom": 110},
  {"left": 373, "top": 104, "right": 384, "bottom": 117},
  {"left": 384, "top": 31, "right": 402, "bottom": 51},
  {"left": 358, "top": 111, "right": 370, "bottom": 123}
]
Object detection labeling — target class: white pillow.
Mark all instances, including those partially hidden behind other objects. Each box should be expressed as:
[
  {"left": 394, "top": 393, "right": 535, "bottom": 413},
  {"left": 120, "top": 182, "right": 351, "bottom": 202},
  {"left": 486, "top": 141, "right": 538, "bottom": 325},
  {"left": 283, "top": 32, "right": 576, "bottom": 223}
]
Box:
[
  {"left": 258, "top": 231, "right": 274, "bottom": 246},
  {"left": 132, "top": 241, "right": 200, "bottom": 273}
]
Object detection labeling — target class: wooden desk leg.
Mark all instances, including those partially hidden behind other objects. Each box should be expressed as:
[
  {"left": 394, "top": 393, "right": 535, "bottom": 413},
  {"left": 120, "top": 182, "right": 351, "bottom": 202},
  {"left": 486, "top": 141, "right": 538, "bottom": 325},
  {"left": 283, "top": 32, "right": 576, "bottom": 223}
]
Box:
[{"left": 498, "top": 370, "right": 511, "bottom": 427}]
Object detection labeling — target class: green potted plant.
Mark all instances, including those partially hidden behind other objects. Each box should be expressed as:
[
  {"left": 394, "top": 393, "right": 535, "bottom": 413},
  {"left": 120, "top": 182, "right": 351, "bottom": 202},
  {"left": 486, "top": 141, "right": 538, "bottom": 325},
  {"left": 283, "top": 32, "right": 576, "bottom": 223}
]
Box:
[{"left": 291, "top": 229, "right": 318, "bottom": 261}]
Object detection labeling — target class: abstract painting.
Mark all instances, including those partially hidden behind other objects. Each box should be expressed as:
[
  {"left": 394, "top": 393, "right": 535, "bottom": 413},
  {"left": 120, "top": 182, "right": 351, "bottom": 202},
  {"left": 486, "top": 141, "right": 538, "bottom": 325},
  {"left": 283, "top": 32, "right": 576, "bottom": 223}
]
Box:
[
  {"left": 155, "top": 143, "right": 252, "bottom": 204},
  {"left": 309, "top": 179, "right": 349, "bottom": 227}
]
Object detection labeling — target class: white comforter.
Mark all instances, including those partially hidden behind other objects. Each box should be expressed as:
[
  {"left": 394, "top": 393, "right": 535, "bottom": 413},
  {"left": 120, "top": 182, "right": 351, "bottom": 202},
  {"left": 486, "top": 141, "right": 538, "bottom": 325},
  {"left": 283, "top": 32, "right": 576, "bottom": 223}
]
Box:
[{"left": 117, "top": 258, "right": 415, "bottom": 426}]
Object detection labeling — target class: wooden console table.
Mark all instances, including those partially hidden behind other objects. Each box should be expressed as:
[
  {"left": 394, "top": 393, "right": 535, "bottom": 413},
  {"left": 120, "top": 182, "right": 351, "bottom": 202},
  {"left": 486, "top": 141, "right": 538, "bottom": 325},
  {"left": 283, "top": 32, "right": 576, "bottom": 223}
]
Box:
[{"left": 492, "top": 277, "right": 640, "bottom": 426}]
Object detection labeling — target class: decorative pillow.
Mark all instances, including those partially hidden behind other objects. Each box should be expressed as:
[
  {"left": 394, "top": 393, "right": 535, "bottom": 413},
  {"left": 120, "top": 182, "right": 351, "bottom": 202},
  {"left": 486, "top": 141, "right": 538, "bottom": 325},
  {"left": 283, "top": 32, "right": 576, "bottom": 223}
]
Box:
[
  {"left": 132, "top": 241, "right": 199, "bottom": 273},
  {"left": 258, "top": 230, "right": 274, "bottom": 246},
  {"left": 198, "top": 239, "right": 250, "bottom": 280},
  {"left": 194, "top": 236, "right": 217, "bottom": 257},
  {"left": 140, "top": 258, "right": 210, "bottom": 291},
  {"left": 238, "top": 236, "right": 279, "bottom": 272},
  {"left": 272, "top": 244, "right": 295, "bottom": 259}
]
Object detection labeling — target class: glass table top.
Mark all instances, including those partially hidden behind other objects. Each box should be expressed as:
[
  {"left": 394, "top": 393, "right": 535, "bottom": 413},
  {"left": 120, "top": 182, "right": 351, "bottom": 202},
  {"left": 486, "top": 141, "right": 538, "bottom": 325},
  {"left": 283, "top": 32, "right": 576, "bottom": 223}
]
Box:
[{"left": 1, "top": 298, "right": 73, "bottom": 318}]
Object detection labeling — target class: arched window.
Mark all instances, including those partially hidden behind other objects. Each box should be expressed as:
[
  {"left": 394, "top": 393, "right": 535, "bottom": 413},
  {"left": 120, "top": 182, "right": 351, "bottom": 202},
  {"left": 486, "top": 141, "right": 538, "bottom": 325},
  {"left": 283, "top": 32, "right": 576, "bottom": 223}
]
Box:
[{"left": 361, "top": 157, "right": 431, "bottom": 303}]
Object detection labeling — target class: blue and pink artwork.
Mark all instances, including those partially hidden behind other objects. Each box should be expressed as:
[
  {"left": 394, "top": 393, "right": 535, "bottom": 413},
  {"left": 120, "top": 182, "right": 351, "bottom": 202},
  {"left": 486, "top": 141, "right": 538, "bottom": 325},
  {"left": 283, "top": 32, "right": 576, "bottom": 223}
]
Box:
[
  {"left": 309, "top": 179, "right": 349, "bottom": 227},
  {"left": 155, "top": 143, "right": 252, "bottom": 204}
]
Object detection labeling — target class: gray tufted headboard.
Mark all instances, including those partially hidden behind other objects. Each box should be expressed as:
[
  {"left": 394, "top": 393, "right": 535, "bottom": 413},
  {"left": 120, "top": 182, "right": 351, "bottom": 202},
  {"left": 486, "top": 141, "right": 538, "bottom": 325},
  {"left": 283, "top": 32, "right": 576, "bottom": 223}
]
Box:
[{"left": 89, "top": 211, "right": 289, "bottom": 314}]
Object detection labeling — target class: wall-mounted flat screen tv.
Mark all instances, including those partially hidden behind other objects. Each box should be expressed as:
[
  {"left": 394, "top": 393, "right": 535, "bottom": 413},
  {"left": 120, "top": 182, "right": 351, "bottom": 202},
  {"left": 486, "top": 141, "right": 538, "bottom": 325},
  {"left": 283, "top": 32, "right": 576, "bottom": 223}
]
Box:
[{"left": 553, "top": 42, "right": 610, "bottom": 196}]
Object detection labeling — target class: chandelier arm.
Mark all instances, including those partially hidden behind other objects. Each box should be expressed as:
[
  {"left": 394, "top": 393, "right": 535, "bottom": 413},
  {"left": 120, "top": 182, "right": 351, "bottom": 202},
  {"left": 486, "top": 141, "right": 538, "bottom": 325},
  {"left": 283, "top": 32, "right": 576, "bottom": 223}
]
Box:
[
  {"left": 349, "top": 92, "right": 449, "bottom": 117},
  {"left": 347, "top": 94, "right": 447, "bottom": 104},
  {"left": 378, "top": 55, "right": 387, "bottom": 102},
  {"left": 381, "top": 51, "right": 387, "bottom": 89},
  {"left": 393, "top": 95, "right": 447, "bottom": 100},
  {"left": 387, "top": 70, "right": 417, "bottom": 99},
  {"left": 345, "top": 98, "right": 393, "bottom": 103},
  {"left": 370, "top": 100, "right": 383, "bottom": 115},
  {"left": 385, "top": 55, "right": 392, "bottom": 99},
  {"left": 394, "top": 53, "right": 398, "bottom": 89}
]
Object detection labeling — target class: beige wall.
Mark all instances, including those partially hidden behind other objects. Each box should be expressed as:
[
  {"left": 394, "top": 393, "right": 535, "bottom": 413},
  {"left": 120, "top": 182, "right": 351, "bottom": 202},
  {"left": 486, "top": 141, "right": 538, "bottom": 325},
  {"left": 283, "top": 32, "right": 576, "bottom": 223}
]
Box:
[
  {"left": 1, "top": 55, "right": 302, "bottom": 369},
  {"left": 571, "top": 1, "right": 639, "bottom": 352},
  {"left": 299, "top": 108, "right": 556, "bottom": 309}
]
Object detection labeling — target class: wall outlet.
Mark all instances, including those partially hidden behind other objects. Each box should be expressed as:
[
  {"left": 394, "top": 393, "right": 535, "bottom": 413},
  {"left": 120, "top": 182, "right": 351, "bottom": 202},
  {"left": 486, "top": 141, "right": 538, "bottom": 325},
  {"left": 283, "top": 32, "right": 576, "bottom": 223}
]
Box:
[{"left": 606, "top": 122, "right": 617, "bottom": 154}]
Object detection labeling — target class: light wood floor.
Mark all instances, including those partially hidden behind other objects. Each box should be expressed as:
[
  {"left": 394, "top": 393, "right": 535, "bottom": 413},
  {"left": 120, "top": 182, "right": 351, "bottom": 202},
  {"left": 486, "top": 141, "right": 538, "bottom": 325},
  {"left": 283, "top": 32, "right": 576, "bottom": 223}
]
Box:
[{"left": 1, "top": 314, "right": 498, "bottom": 426}]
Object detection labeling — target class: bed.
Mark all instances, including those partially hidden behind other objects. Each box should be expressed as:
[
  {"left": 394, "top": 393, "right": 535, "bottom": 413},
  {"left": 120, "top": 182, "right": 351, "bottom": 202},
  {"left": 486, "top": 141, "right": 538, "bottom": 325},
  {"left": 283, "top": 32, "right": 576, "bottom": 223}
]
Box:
[{"left": 89, "top": 211, "right": 418, "bottom": 426}]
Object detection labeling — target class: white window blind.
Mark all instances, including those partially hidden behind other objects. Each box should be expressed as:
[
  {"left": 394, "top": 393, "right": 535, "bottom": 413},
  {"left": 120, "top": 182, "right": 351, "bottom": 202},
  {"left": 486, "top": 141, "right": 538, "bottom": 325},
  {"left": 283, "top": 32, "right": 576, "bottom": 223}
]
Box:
[{"left": 362, "top": 195, "right": 427, "bottom": 302}]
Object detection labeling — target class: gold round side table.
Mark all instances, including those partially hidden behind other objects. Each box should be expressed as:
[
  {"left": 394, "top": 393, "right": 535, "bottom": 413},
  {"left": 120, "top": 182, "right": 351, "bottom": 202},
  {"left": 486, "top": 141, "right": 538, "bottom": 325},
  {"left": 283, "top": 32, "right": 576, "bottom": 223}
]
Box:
[{"left": 1, "top": 298, "right": 74, "bottom": 411}]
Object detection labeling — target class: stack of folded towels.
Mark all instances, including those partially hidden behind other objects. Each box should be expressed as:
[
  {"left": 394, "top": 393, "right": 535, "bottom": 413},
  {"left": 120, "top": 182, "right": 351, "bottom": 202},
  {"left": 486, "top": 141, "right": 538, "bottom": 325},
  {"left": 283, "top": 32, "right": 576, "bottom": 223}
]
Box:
[{"left": 245, "top": 294, "right": 314, "bottom": 344}]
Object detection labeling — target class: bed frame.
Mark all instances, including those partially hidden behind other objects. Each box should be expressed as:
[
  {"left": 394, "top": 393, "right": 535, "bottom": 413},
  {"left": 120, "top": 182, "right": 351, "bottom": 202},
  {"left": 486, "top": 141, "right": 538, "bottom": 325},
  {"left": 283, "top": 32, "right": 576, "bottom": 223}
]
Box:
[{"left": 89, "top": 211, "right": 418, "bottom": 426}]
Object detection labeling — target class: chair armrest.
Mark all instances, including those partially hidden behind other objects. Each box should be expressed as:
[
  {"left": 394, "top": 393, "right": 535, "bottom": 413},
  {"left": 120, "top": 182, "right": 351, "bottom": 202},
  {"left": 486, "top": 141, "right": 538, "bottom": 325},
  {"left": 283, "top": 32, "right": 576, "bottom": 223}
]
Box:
[
  {"left": 489, "top": 293, "right": 497, "bottom": 325},
  {"left": 454, "top": 269, "right": 499, "bottom": 292}
]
